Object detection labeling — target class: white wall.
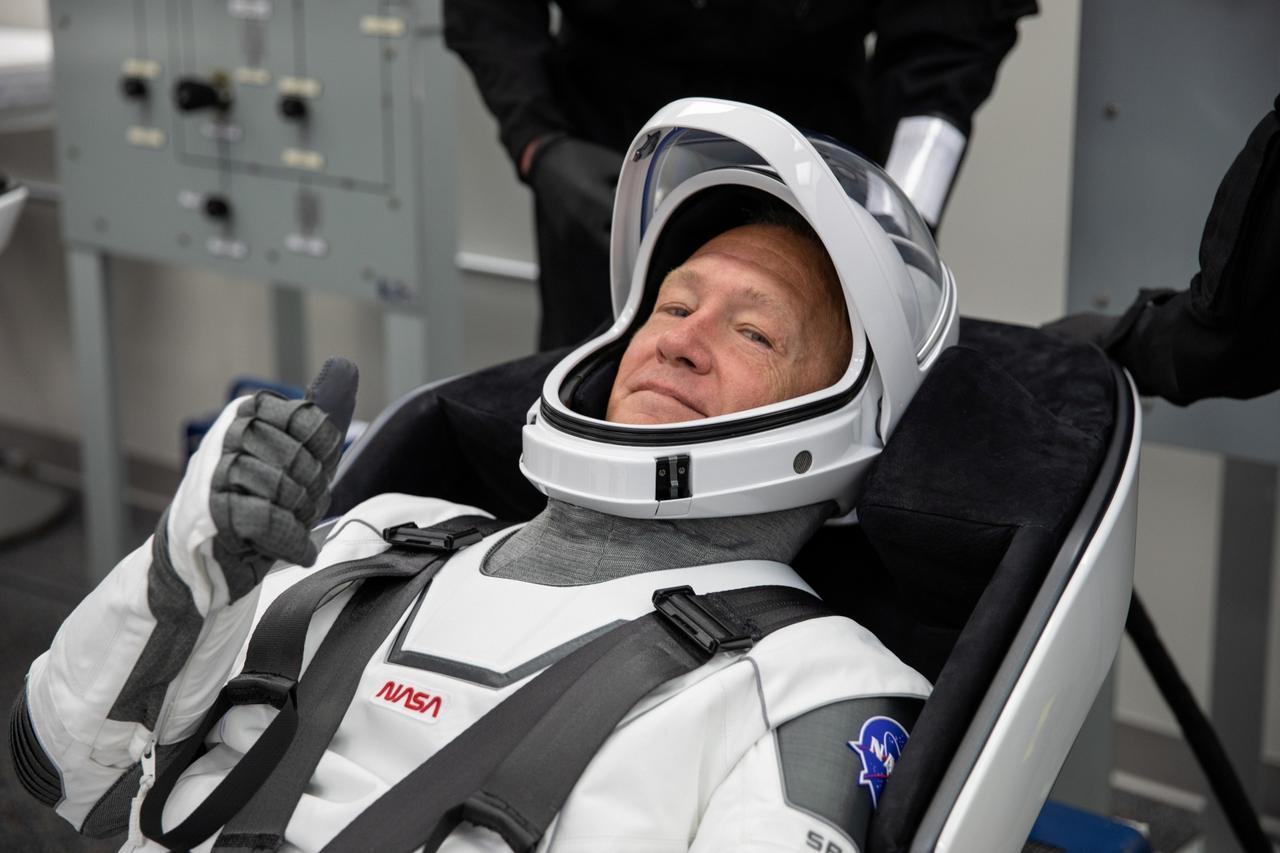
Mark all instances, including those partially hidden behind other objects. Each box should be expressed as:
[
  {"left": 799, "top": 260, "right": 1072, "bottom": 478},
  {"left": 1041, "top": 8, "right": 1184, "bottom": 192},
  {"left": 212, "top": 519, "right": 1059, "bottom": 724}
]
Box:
[
  {"left": 1116, "top": 444, "right": 1224, "bottom": 734},
  {"left": 1, "top": 0, "right": 44, "bottom": 28},
  {"left": 941, "top": 0, "right": 1080, "bottom": 326},
  {"left": 1116, "top": 448, "right": 1280, "bottom": 770}
]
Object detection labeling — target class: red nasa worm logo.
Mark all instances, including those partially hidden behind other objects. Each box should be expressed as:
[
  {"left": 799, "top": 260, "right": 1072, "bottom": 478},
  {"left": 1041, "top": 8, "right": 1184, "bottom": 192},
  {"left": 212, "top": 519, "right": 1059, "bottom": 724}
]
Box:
[{"left": 372, "top": 679, "right": 446, "bottom": 722}]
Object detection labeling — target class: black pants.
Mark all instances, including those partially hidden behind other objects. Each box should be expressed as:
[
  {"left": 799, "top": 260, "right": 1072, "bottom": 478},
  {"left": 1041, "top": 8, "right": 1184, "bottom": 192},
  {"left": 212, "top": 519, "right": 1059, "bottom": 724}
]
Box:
[{"left": 533, "top": 194, "right": 614, "bottom": 351}]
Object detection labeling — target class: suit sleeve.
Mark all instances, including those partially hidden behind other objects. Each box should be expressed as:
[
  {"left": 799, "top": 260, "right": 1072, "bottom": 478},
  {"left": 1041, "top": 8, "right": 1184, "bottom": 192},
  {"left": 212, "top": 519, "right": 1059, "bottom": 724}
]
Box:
[
  {"left": 10, "top": 533, "right": 264, "bottom": 837},
  {"left": 8, "top": 402, "right": 271, "bottom": 837},
  {"left": 869, "top": 0, "right": 1036, "bottom": 147},
  {"left": 868, "top": 1, "right": 1036, "bottom": 223},
  {"left": 442, "top": 0, "right": 573, "bottom": 169},
  {"left": 690, "top": 696, "right": 925, "bottom": 853}
]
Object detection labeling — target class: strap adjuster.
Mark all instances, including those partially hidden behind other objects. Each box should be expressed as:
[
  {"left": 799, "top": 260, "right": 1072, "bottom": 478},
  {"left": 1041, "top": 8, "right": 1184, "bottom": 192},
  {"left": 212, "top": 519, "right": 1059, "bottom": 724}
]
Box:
[
  {"left": 383, "top": 522, "right": 484, "bottom": 552},
  {"left": 225, "top": 672, "right": 298, "bottom": 709},
  {"left": 652, "top": 586, "right": 754, "bottom": 656}
]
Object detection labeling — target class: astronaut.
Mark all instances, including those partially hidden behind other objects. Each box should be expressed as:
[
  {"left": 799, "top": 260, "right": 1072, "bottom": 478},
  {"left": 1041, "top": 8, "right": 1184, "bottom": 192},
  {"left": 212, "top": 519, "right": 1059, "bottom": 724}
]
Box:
[{"left": 11, "top": 100, "right": 955, "bottom": 852}]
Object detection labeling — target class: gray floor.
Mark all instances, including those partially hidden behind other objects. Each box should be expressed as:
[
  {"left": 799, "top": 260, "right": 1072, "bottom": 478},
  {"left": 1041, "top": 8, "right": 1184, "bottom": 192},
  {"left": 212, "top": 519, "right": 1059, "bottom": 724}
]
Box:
[{"left": 1111, "top": 788, "right": 1200, "bottom": 852}]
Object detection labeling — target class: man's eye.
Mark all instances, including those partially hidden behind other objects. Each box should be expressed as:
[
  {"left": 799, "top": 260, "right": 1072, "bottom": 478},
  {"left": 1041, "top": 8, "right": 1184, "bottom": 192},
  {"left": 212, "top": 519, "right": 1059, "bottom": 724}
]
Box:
[
  {"left": 742, "top": 328, "right": 774, "bottom": 349},
  {"left": 663, "top": 305, "right": 691, "bottom": 318}
]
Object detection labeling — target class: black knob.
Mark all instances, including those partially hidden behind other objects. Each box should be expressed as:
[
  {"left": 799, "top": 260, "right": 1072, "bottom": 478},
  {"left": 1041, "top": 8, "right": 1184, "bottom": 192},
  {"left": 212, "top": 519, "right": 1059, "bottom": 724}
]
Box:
[
  {"left": 174, "top": 77, "right": 231, "bottom": 112},
  {"left": 278, "top": 95, "right": 309, "bottom": 121},
  {"left": 203, "top": 195, "right": 232, "bottom": 220},
  {"left": 121, "top": 75, "right": 150, "bottom": 100}
]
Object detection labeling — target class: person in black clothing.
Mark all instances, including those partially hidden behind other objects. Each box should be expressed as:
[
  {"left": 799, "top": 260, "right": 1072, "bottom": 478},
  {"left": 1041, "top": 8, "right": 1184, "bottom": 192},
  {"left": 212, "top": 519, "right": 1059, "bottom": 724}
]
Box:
[
  {"left": 1045, "top": 96, "right": 1280, "bottom": 405},
  {"left": 444, "top": 0, "right": 1038, "bottom": 350}
]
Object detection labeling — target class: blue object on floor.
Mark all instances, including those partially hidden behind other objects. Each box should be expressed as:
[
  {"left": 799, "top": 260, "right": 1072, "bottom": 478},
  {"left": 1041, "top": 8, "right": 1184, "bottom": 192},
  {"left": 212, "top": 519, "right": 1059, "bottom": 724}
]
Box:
[{"left": 1027, "top": 799, "right": 1152, "bottom": 852}]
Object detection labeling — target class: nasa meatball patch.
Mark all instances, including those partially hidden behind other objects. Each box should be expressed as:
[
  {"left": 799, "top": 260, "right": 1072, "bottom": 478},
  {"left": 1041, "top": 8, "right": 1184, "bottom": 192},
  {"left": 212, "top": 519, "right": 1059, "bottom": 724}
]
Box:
[
  {"left": 848, "top": 715, "right": 908, "bottom": 808},
  {"left": 776, "top": 697, "right": 923, "bottom": 841}
]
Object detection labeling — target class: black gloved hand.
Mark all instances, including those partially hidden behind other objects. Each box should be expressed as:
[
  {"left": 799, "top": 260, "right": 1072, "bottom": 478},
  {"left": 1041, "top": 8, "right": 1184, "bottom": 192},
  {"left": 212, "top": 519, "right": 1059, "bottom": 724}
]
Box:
[
  {"left": 1044, "top": 96, "right": 1280, "bottom": 405},
  {"left": 527, "top": 136, "right": 620, "bottom": 252}
]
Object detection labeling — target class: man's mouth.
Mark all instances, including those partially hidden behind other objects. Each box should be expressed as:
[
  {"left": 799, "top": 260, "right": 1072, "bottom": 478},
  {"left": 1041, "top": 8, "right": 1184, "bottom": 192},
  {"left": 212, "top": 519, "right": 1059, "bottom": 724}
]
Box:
[{"left": 630, "top": 381, "right": 706, "bottom": 417}]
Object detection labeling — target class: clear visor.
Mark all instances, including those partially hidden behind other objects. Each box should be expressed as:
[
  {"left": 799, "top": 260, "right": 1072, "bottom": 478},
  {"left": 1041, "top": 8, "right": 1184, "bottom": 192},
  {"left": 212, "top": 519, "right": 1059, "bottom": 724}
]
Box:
[{"left": 639, "top": 129, "right": 947, "bottom": 359}]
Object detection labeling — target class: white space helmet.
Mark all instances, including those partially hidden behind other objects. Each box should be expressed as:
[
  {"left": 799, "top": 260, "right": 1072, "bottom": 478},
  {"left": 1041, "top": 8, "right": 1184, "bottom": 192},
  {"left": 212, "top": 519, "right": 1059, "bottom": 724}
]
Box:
[{"left": 521, "top": 98, "right": 957, "bottom": 519}]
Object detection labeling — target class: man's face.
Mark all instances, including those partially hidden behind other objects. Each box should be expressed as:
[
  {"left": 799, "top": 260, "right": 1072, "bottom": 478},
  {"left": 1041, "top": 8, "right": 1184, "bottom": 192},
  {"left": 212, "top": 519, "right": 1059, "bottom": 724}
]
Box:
[{"left": 606, "top": 223, "right": 851, "bottom": 425}]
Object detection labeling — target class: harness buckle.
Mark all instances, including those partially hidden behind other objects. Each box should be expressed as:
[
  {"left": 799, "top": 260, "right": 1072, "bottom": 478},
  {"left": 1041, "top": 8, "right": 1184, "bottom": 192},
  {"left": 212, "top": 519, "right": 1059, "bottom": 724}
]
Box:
[
  {"left": 652, "top": 586, "right": 755, "bottom": 656},
  {"left": 225, "top": 672, "right": 298, "bottom": 709},
  {"left": 383, "top": 522, "right": 484, "bottom": 552}
]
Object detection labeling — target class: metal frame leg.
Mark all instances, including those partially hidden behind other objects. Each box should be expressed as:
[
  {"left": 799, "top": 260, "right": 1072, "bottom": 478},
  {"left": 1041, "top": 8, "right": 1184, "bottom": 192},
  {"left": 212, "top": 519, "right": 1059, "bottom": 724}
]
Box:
[
  {"left": 405, "top": 24, "right": 462, "bottom": 389},
  {"left": 271, "top": 283, "right": 310, "bottom": 388},
  {"left": 384, "top": 310, "right": 431, "bottom": 401},
  {"left": 66, "top": 247, "right": 126, "bottom": 580}
]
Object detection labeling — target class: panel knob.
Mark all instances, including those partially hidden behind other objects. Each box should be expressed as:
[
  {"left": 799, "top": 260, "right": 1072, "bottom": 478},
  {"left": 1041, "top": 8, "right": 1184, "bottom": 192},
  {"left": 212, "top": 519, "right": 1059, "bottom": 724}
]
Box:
[
  {"left": 174, "top": 77, "right": 232, "bottom": 112},
  {"left": 121, "top": 75, "right": 150, "bottom": 100},
  {"left": 278, "top": 95, "right": 309, "bottom": 122},
  {"left": 203, "top": 195, "right": 232, "bottom": 220}
]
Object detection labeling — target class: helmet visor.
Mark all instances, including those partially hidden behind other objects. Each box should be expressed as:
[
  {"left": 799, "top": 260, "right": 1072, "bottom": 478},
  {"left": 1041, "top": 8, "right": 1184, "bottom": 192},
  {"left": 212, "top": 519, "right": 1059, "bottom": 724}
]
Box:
[{"left": 638, "top": 128, "right": 947, "bottom": 361}]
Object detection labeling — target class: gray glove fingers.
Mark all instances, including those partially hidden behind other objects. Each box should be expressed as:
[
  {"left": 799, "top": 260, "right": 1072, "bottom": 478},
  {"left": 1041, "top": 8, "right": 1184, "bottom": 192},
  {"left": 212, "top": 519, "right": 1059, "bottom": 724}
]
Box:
[
  {"left": 233, "top": 417, "right": 325, "bottom": 496},
  {"left": 285, "top": 400, "right": 344, "bottom": 476},
  {"left": 219, "top": 408, "right": 331, "bottom": 534},
  {"left": 311, "top": 488, "right": 332, "bottom": 526},
  {"left": 249, "top": 393, "right": 344, "bottom": 471},
  {"left": 220, "top": 453, "right": 316, "bottom": 519},
  {"left": 217, "top": 492, "right": 315, "bottom": 567},
  {"left": 306, "top": 357, "right": 359, "bottom": 441}
]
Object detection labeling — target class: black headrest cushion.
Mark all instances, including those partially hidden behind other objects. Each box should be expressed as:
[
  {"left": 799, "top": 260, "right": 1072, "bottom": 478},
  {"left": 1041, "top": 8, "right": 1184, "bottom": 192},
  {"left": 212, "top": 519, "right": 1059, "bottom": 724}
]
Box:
[{"left": 856, "top": 320, "right": 1114, "bottom": 628}]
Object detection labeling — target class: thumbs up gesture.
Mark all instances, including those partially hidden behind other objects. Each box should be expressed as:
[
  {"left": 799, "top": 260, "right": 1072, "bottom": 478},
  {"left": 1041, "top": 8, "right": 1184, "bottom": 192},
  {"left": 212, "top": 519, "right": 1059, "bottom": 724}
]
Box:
[{"left": 164, "top": 358, "right": 359, "bottom": 610}]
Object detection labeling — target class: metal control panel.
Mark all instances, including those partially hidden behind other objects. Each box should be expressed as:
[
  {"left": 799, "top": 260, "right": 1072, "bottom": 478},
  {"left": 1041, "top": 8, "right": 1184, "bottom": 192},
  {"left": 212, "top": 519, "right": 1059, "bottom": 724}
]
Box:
[{"left": 48, "top": 0, "right": 456, "bottom": 325}]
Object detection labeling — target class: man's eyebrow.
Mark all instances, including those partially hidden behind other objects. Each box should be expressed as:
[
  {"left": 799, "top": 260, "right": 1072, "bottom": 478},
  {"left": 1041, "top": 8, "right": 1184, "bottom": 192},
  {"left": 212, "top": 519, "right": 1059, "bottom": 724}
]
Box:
[
  {"left": 665, "top": 267, "right": 785, "bottom": 310},
  {"left": 664, "top": 267, "right": 700, "bottom": 287},
  {"left": 736, "top": 284, "right": 784, "bottom": 310}
]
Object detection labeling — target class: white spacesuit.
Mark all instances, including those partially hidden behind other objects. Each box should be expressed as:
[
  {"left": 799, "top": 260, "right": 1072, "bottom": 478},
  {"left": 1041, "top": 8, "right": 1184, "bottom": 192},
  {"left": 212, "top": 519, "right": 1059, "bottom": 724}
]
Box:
[{"left": 12, "top": 99, "right": 957, "bottom": 853}]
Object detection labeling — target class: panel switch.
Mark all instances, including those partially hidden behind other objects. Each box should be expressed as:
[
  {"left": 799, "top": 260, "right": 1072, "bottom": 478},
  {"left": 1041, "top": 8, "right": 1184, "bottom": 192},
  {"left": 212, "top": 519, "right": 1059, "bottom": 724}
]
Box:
[
  {"left": 203, "top": 195, "right": 232, "bottom": 220},
  {"left": 174, "top": 77, "right": 233, "bottom": 112},
  {"left": 121, "top": 75, "right": 150, "bottom": 100},
  {"left": 279, "top": 95, "right": 309, "bottom": 122}
]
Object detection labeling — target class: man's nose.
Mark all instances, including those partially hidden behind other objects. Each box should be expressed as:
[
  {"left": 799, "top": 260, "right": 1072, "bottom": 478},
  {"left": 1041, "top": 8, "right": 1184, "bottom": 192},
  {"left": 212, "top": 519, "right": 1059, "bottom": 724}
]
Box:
[{"left": 655, "top": 313, "right": 713, "bottom": 373}]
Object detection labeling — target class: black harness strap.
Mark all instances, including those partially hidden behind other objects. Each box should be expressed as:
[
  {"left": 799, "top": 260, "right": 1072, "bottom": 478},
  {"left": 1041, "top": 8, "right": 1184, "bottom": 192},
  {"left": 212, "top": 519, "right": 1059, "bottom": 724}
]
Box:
[
  {"left": 141, "top": 515, "right": 503, "bottom": 852},
  {"left": 320, "top": 584, "right": 830, "bottom": 853},
  {"left": 212, "top": 516, "right": 513, "bottom": 853},
  {"left": 212, "top": 573, "right": 413, "bottom": 853}
]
